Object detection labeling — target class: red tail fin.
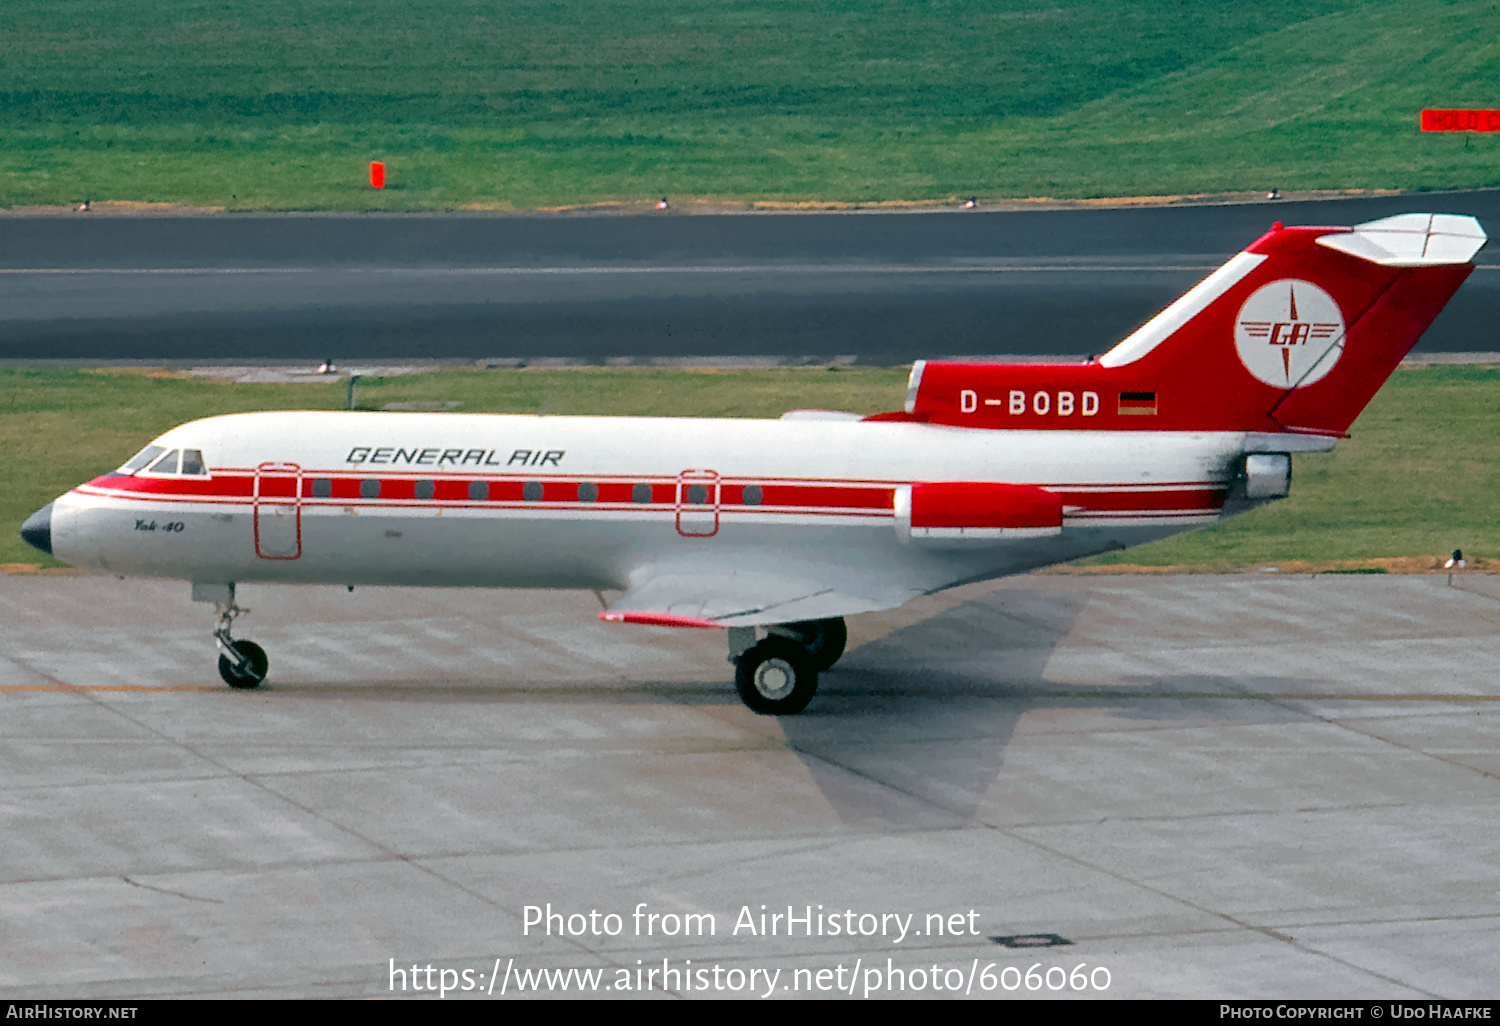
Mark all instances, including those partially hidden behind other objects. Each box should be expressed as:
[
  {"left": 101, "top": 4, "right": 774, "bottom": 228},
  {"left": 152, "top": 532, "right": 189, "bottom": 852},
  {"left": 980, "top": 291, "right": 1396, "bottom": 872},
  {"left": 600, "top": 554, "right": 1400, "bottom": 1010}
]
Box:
[{"left": 893, "top": 214, "right": 1485, "bottom": 435}]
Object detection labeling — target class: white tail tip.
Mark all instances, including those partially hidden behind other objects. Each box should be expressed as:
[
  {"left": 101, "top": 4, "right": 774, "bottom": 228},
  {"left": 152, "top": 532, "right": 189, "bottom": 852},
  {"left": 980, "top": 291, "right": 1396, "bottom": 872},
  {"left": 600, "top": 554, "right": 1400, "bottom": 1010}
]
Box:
[{"left": 1318, "top": 213, "right": 1487, "bottom": 266}]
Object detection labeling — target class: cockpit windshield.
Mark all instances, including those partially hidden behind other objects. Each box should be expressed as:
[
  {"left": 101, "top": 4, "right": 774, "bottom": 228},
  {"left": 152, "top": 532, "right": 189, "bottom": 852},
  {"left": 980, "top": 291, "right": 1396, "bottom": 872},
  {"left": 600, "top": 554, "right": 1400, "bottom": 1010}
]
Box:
[
  {"left": 119, "top": 445, "right": 210, "bottom": 478},
  {"left": 148, "top": 450, "right": 181, "bottom": 475},
  {"left": 120, "top": 445, "right": 165, "bottom": 474}
]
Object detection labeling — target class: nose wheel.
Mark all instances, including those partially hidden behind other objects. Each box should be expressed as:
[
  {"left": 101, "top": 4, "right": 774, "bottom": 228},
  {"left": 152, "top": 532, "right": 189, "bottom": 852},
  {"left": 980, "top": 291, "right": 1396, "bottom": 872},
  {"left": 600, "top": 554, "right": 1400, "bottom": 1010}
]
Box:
[
  {"left": 218, "top": 640, "right": 269, "bottom": 688},
  {"left": 212, "top": 594, "right": 269, "bottom": 689}
]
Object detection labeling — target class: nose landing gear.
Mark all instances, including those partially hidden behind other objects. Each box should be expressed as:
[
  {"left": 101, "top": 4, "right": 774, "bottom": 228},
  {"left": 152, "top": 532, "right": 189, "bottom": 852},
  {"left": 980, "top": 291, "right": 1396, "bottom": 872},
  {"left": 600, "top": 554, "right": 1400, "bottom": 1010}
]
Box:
[
  {"left": 210, "top": 589, "right": 268, "bottom": 689},
  {"left": 219, "top": 638, "right": 269, "bottom": 689}
]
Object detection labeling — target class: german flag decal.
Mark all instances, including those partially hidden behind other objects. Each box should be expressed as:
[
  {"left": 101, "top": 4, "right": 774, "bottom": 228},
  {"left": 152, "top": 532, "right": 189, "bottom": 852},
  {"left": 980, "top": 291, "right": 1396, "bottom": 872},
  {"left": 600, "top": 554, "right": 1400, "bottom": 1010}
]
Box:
[{"left": 1117, "top": 391, "right": 1157, "bottom": 415}]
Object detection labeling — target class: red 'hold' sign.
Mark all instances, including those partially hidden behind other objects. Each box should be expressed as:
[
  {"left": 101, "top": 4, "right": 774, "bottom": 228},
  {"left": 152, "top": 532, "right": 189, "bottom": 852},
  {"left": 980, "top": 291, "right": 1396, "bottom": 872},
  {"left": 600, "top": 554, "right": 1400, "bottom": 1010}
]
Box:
[{"left": 1421, "top": 109, "right": 1500, "bottom": 132}]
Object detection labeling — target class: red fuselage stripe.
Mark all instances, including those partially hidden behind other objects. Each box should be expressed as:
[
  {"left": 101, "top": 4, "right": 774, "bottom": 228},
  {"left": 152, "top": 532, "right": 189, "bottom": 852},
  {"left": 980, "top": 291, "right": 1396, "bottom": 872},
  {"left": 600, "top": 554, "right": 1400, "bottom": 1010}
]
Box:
[{"left": 78, "top": 472, "right": 1228, "bottom": 517}]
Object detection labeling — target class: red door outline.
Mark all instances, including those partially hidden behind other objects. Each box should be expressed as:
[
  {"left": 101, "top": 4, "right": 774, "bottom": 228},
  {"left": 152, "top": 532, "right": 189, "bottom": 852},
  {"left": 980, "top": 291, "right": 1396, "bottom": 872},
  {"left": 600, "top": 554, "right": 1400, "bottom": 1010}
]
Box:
[
  {"left": 254, "top": 462, "right": 303, "bottom": 559},
  {"left": 675, "top": 470, "right": 720, "bottom": 537}
]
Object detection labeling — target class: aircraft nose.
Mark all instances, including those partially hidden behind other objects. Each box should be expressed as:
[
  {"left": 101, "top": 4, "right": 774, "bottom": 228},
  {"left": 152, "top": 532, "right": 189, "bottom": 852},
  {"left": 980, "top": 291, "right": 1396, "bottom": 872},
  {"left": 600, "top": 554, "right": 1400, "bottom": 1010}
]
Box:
[{"left": 20, "top": 502, "right": 53, "bottom": 556}]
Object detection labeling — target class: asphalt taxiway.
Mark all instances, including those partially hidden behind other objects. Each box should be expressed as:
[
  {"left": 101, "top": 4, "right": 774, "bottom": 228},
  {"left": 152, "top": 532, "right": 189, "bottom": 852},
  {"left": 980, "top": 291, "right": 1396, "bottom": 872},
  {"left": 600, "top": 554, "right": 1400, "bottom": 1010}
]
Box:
[
  {"left": 2, "top": 572, "right": 1496, "bottom": 998},
  {"left": 3, "top": 191, "right": 1497, "bottom": 363}
]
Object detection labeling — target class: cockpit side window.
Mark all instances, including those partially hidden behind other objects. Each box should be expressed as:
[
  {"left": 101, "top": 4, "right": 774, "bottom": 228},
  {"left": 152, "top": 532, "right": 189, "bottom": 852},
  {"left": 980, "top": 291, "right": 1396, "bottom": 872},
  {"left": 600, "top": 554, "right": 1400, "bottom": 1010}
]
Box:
[
  {"left": 120, "top": 444, "right": 211, "bottom": 478},
  {"left": 120, "top": 445, "right": 166, "bottom": 474}
]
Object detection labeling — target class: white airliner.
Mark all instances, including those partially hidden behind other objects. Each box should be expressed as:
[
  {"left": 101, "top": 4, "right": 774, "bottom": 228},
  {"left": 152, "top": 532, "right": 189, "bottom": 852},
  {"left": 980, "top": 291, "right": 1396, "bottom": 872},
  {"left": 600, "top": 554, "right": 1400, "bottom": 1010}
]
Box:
[{"left": 20, "top": 213, "right": 1486, "bottom": 713}]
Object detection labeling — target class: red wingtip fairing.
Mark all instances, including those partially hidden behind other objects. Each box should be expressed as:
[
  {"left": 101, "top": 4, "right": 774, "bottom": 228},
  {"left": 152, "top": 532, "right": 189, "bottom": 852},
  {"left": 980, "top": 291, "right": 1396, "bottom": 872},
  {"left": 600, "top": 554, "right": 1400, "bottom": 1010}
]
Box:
[
  {"left": 598, "top": 610, "right": 724, "bottom": 629},
  {"left": 896, "top": 216, "right": 1482, "bottom": 436}
]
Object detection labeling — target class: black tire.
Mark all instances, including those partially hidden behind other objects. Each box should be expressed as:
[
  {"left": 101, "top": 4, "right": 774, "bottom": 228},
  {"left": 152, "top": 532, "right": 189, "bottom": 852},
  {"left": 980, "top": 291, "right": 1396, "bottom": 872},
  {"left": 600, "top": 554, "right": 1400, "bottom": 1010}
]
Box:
[
  {"left": 734, "top": 637, "right": 819, "bottom": 715},
  {"left": 218, "top": 640, "right": 268, "bottom": 689},
  {"left": 788, "top": 617, "right": 848, "bottom": 672}
]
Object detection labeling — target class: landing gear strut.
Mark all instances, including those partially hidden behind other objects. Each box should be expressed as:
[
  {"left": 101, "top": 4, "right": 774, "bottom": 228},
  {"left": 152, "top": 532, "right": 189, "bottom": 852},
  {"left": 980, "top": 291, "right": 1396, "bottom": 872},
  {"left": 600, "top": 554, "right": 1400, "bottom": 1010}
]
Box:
[
  {"left": 727, "top": 616, "right": 846, "bottom": 715},
  {"left": 211, "top": 589, "right": 268, "bottom": 689},
  {"left": 780, "top": 618, "right": 847, "bottom": 672}
]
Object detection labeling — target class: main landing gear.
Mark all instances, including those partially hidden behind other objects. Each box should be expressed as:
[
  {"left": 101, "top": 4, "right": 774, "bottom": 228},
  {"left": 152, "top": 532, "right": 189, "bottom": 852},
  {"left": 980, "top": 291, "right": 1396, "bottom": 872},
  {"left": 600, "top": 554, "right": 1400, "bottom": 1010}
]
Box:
[
  {"left": 729, "top": 617, "right": 846, "bottom": 716},
  {"left": 209, "top": 587, "right": 268, "bottom": 689}
]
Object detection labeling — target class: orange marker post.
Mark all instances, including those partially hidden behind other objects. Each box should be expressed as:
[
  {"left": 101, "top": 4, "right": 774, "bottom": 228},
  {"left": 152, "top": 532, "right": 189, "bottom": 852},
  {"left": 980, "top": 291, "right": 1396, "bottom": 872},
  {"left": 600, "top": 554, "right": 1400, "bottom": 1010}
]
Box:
[{"left": 370, "top": 161, "right": 386, "bottom": 188}]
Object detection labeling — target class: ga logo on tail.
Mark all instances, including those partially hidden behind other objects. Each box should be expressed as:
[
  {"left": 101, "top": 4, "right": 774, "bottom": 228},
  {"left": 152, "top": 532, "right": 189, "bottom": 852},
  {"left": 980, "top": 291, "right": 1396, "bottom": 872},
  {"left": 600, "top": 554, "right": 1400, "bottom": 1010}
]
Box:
[{"left": 1235, "top": 279, "right": 1345, "bottom": 387}]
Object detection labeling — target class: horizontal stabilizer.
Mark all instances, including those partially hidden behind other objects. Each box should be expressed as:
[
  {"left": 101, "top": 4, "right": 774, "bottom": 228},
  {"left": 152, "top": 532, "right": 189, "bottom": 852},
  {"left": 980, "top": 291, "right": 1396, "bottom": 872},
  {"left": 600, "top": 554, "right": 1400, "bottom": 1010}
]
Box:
[{"left": 1317, "top": 213, "right": 1486, "bottom": 266}]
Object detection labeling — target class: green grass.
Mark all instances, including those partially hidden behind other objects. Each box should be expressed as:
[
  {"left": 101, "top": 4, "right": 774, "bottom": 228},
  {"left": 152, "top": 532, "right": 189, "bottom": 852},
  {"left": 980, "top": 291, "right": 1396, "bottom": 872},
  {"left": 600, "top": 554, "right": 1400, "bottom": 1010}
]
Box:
[
  {"left": 1088, "top": 364, "right": 1500, "bottom": 566},
  {"left": 2, "top": 1, "right": 1498, "bottom": 209},
  {"left": 3, "top": 363, "right": 1496, "bottom": 569}
]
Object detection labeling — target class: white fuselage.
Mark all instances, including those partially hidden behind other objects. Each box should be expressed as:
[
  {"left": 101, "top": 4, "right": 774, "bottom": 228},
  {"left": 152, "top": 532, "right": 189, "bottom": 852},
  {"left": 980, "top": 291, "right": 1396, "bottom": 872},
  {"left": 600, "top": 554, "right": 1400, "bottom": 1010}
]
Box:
[{"left": 50, "top": 411, "right": 1270, "bottom": 625}]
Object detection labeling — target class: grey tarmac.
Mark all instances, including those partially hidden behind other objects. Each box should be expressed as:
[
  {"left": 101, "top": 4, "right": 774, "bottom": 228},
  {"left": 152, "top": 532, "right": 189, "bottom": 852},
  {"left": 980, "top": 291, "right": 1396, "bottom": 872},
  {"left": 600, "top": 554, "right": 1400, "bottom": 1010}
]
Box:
[
  {"left": 1, "top": 572, "right": 1496, "bottom": 998},
  {"left": 2, "top": 190, "right": 1497, "bottom": 364}
]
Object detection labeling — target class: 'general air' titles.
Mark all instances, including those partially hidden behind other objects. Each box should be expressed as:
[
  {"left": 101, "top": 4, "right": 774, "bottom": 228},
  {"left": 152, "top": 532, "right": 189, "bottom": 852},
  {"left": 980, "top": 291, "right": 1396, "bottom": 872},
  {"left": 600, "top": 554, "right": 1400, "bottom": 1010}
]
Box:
[{"left": 346, "top": 447, "right": 566, "bottom": 467}]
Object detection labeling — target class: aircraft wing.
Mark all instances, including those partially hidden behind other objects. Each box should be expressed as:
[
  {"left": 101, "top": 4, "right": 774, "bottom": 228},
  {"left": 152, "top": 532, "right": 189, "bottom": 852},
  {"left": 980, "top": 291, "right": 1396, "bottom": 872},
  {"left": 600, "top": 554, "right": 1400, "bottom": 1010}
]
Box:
[{"left": 599, "top": 565, "right": 926, "bottom": 628}]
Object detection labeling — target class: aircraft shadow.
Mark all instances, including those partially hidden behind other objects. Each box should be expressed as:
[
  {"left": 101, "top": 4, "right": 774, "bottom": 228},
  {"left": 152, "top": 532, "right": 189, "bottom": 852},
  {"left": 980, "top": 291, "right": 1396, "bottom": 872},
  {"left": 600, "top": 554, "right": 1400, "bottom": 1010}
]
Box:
[
  {"left": 778, "top": 586, "right": 1325, "bottom": 830},
  {"left": 236, "top": 583, "right": 1326, "bottom": 833}
]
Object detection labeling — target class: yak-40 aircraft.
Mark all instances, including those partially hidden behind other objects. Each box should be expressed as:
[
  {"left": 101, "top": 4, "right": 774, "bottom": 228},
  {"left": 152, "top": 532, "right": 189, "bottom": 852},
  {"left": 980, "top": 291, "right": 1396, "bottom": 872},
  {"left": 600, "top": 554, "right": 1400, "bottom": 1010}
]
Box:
[{"left": 20, "top": 213, "right": 1487, "bottom": 714}]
